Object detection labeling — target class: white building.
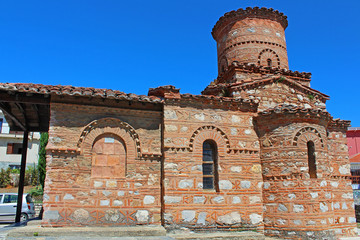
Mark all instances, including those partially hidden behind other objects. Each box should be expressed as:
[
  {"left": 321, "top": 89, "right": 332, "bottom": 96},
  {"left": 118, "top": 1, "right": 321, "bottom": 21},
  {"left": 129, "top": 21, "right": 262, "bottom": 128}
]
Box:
[{"left": 0, "top": 110, "right": 40, "bottom": 169}]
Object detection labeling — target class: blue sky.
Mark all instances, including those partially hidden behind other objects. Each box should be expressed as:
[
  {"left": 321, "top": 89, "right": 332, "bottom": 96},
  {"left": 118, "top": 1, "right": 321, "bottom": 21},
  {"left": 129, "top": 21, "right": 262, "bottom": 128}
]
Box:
[{"left": 0, "top": 1, "right": 359, "bottom": 126}]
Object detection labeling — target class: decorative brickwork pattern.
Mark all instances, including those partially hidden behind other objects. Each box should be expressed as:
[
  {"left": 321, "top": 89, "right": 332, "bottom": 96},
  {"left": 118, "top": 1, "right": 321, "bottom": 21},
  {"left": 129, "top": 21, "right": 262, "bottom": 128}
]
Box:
[
  {"left": 292, "top": 127, "right": 325, "bottom": 148},
  {"left": 258, "top": 49, "right": 280, "bottom": 68},
  {"left": 78, "top": 117, "right": 141, "bottom": 158}
]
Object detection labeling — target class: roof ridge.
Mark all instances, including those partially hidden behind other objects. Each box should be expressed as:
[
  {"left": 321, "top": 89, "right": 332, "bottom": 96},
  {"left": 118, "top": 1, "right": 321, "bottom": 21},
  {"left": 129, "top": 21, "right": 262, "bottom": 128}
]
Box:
[{"left": 240, "top": 76, "right": 328, "bottom": 99}]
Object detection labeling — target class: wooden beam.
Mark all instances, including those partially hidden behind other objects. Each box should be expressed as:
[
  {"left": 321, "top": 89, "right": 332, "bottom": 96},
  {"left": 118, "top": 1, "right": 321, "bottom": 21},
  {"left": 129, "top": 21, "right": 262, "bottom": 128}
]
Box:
[
  {"left": 0, "top": 91, "right": 50, "bottom": 105},
  {"left": 31, "top": 104, "right": 40, "bottom": 124},
  {"left": 15, "top": 130, "right": 29, "bottom": 223},
  {"left": 0, "top": 102, "right": 26, "bottom": 131}
]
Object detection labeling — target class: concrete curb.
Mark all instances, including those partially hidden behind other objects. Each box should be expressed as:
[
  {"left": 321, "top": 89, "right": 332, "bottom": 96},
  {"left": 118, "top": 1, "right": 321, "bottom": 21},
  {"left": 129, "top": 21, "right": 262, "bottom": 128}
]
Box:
[
  {"left": 169, "top": 231, "right": 267, "bottom": 240},
  {"left": 7, "top": 225, "right": 167, "bottom": 238}
]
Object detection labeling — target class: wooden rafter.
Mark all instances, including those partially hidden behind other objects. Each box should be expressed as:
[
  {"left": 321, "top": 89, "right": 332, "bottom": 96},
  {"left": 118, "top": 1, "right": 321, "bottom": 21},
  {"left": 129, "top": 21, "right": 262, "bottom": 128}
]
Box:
[
  {"left": 14, "top": 102, "right": 28, "bottom": 129},
  {"left": 0, "top": 102, "right": 26, "bottom": 131}
]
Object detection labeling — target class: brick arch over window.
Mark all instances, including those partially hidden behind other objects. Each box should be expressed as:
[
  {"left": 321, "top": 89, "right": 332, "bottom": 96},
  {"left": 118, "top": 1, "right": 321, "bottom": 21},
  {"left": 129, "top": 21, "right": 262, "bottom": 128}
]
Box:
[
  {"left": 78, "top": 118, "right": 140, "bottom": 159},
  {"left": 202, "top": 140, "right": 219, "bottom": 191},
  {"left": 190, "top": 126, "right": 230, "bottom": 155},
  {"left": 292, "top": 126, "right": 325, "bottom": 149},
  {"left": 257, "top": 48, "right": 280, "bottom": 68}
]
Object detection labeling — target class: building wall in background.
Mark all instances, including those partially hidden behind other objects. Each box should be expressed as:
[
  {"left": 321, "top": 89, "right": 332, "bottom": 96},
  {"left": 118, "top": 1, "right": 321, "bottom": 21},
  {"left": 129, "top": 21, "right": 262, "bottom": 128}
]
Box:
[
  {"left": 347, "top": 128, "right": 360, "bottom": 158},
  {"left": 0, "top": 110, "right": 40, "bottom": 169}
]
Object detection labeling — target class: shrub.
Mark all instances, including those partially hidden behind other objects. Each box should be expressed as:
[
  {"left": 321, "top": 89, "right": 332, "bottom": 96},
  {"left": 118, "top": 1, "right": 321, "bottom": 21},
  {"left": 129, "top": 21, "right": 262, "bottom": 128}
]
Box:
[
  {"left": 10, "top": 168, "right": 20, "bottom": 174},
  {"left": 28, "top": 185, "right": 43, "bottom": 197},
  {"left": 25, "top": 165, "right": 39, "bottom": 186},
  {"left": 0, "top": 168, "right": 11, "bottom": 188}
]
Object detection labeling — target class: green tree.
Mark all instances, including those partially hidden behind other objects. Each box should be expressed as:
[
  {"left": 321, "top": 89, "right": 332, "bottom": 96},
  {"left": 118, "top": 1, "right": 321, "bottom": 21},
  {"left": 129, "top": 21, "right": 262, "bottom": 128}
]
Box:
[{"left": 38, "top": 132, "right": 48, "bottom": 189}]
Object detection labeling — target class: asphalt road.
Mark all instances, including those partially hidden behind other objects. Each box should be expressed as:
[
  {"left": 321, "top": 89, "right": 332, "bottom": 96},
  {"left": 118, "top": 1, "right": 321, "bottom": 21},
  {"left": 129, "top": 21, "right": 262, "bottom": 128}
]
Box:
[{"left": 0, "top": 221, "right": 28, "bottom": 239}]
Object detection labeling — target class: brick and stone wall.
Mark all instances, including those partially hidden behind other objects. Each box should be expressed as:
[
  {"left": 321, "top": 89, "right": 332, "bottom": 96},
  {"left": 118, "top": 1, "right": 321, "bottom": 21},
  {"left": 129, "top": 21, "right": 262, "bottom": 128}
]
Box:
[
  {"left": 327, "top": 123, "right": 357, "bottom": 235},
  {"left": 255, "top": 113, "right": 357, "bottom": 239},
  {"left": 232, "top": 81, "right": 326, "bottom": 111},
  {"left": 42, "top": 102, "right": 162, "bottom": 227},
  {"left": 163, "top": 100, "right": 264, "bottom": 231}
]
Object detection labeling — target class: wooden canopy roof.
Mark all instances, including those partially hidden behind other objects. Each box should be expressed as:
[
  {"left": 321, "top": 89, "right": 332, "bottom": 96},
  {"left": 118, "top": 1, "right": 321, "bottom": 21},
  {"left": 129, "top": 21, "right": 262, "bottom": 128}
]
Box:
[{"left": 0, "top": 87, "right": 50, "bottom": 132}]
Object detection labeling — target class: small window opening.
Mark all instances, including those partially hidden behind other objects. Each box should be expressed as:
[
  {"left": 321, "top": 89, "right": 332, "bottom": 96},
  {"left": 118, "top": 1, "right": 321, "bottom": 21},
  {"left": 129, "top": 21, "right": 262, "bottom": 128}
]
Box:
[
  {"left": 307, "top": 141, "right": 317, "bottom": 178},
  {"left": 6, "top": 143, "right": 23, "bottom": 154},
  {"left": 202, "top": 140, "right": 219, "bottom": 191},
  {"left": 267, "top": 58, "right": 272, "bottom": 67},
  {"left": 9, "top": 165, "right": 20, "bottom": 170},
  {"left": 221, "top": 65, "right": 225, "bottom": 73}
]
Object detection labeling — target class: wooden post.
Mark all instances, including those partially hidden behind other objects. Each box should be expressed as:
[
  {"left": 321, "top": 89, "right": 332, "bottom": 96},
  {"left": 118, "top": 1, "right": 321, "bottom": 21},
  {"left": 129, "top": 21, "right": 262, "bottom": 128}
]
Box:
[{"left": 15, "top": 130, "right": 29, "bottom": 223}]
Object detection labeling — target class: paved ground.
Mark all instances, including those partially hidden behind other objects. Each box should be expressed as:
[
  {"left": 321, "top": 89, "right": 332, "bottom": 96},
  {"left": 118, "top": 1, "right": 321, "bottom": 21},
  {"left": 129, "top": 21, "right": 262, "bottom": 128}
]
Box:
[
  {"left": 0, "top": 219, "right": 269, "bottom": 240},
  {"left": 7, "top": 237, "right": 174, "bottom": 240},
  {"left": 1, "top": 219, "right": 360, "bottom": 240},
  {"left": 0, "top": 221, "right": 27, "bottom": 240},
  {"left": 0, "top": 221, "right": 174, "bottom": 240}
]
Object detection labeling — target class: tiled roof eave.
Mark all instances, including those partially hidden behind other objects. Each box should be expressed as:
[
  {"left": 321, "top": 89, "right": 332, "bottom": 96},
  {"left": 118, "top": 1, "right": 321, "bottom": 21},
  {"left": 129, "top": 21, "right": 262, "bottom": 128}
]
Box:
[
  {"left": 329, "top": 118, "right": 351, "bottom": 129},
  {"left": 165, "top": 93, "right": 258, "bottom": 110},
  {"left": 258, "top": 105, "right": 331, "bottom": 120},
  {"left": 0, "top": 83, "right": 163, "bottom": 104}
]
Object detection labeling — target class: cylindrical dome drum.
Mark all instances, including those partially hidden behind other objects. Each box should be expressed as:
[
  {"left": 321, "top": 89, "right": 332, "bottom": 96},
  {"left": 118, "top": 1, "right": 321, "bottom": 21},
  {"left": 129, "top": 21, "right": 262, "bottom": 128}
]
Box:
[{"left": 212, "top": 7, "right": 289, "bottom": 75}]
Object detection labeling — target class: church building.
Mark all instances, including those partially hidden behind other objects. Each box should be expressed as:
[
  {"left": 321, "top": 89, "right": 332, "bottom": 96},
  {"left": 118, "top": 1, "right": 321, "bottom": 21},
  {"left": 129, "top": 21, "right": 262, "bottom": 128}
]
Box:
[{"left": 0, "top": 7, "right": 356, "bottom": 239}]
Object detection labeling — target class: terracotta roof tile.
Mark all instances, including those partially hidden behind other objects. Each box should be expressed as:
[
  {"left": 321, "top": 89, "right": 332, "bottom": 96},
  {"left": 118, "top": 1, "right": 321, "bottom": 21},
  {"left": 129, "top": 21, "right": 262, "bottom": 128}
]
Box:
[
  {"left": 180, "top": 93, "right": 254, "bottom": 104},
  {"left": 259, "top": 104, "right": 330, "bottom": 117},
  {"left": 217, "top": 62, "right": 312, "bottom": 82},
  {"left": 0, "top": 83, "right": 162, "bottom": 103},
  {"left": 329, "top": 118, "right": 351, "bottom": 128}
]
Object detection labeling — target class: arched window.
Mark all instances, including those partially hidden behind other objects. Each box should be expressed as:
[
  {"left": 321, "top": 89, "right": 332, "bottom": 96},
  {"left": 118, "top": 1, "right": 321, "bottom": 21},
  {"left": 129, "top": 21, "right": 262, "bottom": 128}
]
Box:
[
  {"left": 91, "top": 134, "right": 126, "bottom": 178},
  {"left": 307, "top": 141, "right": 317, "bottom": 178},
  {"left": 202, "top": 140, "right": 219, "bottom": 191},
  {"left": 267, "top": 58, "right": 272, "bottom": 67}
]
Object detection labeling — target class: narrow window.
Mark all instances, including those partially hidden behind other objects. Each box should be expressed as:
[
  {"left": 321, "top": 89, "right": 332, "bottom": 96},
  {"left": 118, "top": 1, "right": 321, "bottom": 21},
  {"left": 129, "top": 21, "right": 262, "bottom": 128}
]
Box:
[
  {"left": 202, "top": 140, "right": 219, "bottom": 191},
  {"left": 0, "top": 118, "right": 3, "bottom": 133},
  {"left": 221, "top": 65, "right": 225, "bottom": 73},
  {"left": 267, "top": 58, "right": 272, "bottom": 67},
  {"left": 307, "top": 141, "right": 317, "bottom": 178}
]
